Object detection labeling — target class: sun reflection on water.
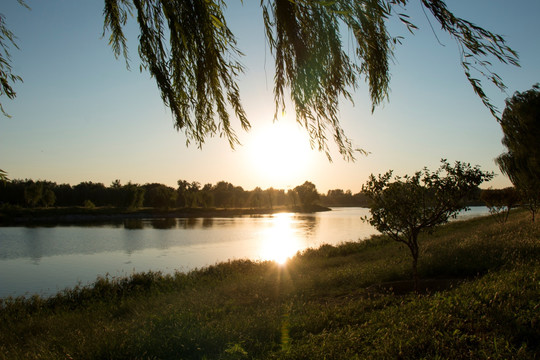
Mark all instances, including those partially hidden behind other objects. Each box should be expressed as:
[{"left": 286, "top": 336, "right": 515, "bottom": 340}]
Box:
[{"left": 259, "top": 213, "right": 302, "bottom": 265}]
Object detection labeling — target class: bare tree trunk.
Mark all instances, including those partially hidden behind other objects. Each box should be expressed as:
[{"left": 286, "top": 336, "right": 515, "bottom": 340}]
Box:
[
  {"left": 412, "top": 256, "right": 419, "bottom": 292},
  {"left": 408, "top": 235, "right": 420, "bottom": 292}
]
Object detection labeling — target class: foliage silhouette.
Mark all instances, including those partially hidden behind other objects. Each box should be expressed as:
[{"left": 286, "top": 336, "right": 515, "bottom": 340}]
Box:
[
  {"left": 0, "top": 0, "right": 522, "bottom": 182},
  {"left": 0, "top": 169, "right": 8, "bottom": 182},
  {"left": 0, "top": 178, "right": 326, "bottom": 211},
  {"left": 100, "top": 0, "right": 518, "bottom": 159},
  {"left": 362, "top": 159, "right": 493, "bottom": 290},
  {"left": 480, "top": 187, "right": 519, "bottom": 224},
  {"left": 294, "top": 181, "right": 320, "bottom": 209},
  {"left": 496, "top": 84, "right": 540, "bottom": 222},
  {"left": 0, "top": 0, "right": 28, "bottom": 117}
]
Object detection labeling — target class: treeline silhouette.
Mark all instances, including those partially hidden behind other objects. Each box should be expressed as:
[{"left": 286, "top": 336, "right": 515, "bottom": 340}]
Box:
[{"left": 0, "top": 179, "right": 372, "bottom": 209}]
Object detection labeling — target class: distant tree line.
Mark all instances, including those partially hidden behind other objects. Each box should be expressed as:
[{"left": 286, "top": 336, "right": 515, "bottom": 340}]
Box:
[
  {"left": 0, "top": 179, "right": 357, "bottom": 210},
  {"left": 321, "top": 189, "right": 370, "bottom": 207},
  {"left": 0, "top": 176, "right": 506, "bottom": 212}
]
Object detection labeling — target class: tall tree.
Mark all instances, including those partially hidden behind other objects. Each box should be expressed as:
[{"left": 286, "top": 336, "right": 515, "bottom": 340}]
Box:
[
  {"left": 23, "top": 181, "right": 43, "bottom": 207},
  {"left": 41, "top": 187, "right": 56, "bottom": 208},
  {"left": 249, "top": 186, "right": 264, "bottom": 209},
  {"left": 212, "top": 181, "right": 236, "bottom": 208},
  {"left": 363, "top": 160, "right": 493, "bottom": 290},
  {"left": 199, "top": 183, "right": 214, "bottom": 208},
  {"left": 144, "top": 183, "right": 177, "bottom": 209},
  {"left": 294, "top": 181, "right": 319, "bottom": 209},
  {"left": 495, "top": 84, "right": 540, "bottom": 221},
  {"left": 121, "top": 182, "right": 145, "bottom": 208}
]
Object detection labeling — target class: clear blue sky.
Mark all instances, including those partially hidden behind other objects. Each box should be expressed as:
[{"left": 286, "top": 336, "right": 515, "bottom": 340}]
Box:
[{"left": 1, "top": 0, "right": 539, "bottom": 193}]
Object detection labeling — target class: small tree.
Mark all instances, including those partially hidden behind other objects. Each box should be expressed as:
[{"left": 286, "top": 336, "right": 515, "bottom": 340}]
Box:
[
  {"left": 480, "top": 187, "right": 520, "bottom": 224},
  {"left": 362, "top": 160, "right": 493, "bottom": 290}
]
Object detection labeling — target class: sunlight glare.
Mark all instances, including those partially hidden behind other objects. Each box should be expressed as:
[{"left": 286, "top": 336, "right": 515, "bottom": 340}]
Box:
[
  {"left": 259, "top": 213, "right": 302, "bottom": 265},
  {"left": 246, "top": 115, "right": 315, "bottom": 188}
]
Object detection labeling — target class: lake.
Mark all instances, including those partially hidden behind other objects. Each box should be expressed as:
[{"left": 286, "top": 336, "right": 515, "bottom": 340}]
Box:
[{"left": 0, "top": 207, "right": 489, "bottom": 298}]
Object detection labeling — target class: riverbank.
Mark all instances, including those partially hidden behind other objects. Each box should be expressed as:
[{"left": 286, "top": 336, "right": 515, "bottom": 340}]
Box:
[
  {"left": 1, "top": 209, "right": 538, "bottom": 359},
  {"left": 0, "top": 204, "right": 331, "bottom": 226}
]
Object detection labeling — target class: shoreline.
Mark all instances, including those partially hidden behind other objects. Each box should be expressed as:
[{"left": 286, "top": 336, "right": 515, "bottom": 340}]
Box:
[
  {"left": 0, "top": 204, "right": 333, "bottom": 226},
  {"left": 1, "top": 211, "right": 538, "bottom": 359}
]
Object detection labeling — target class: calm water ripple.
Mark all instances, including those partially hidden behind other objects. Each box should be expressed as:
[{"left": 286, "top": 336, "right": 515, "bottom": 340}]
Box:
[{"left": 0, "top": 207, "right": 489, "bottom": 298}]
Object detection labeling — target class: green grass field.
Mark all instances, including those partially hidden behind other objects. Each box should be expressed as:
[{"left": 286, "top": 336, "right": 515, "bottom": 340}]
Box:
[{"left": 1, "top": 209, "right": 538, "bottom": 359}]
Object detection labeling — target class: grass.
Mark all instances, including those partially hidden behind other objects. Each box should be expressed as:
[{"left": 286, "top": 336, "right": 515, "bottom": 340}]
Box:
[{"left": 0, "top": 210, "right": 539, "bottom": 359}]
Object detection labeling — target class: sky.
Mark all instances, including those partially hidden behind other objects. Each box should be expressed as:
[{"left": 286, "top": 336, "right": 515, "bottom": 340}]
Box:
[{"left": 1, "top": 0, "right": 539, "bottom": 194}]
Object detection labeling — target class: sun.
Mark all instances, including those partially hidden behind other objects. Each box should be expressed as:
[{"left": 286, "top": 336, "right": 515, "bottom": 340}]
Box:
[{"left": 246, "top": 116, "right": 315, "bottom": 188}]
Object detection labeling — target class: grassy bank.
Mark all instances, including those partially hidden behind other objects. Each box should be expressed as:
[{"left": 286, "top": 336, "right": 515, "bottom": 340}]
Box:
[{"left": 1, "top": 210, "right": 539, "bottom": 359}]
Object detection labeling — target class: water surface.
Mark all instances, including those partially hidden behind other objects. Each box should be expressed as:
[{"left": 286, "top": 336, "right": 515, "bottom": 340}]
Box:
[{"left": 0, "top": 207, "right": 489, "bottom": 298}]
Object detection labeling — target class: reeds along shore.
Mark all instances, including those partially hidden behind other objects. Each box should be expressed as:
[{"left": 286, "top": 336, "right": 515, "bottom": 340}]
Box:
[{"left": 0, "top": 209, "right": 539, "bottom": 359}]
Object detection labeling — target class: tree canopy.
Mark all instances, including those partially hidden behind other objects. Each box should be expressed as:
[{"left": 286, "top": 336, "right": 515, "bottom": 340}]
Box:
[
  {"left": 1, "top": 1, "right": 519, "bottom": 160},
  {"left": 100, "top": 0, "right": 518, "bottom": 159},
  {"left": 294, "top": 180, "right": 319, "bottom": 209},
  {"left": 495, "top": 84, "right": 540, "bottom": 221}
]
